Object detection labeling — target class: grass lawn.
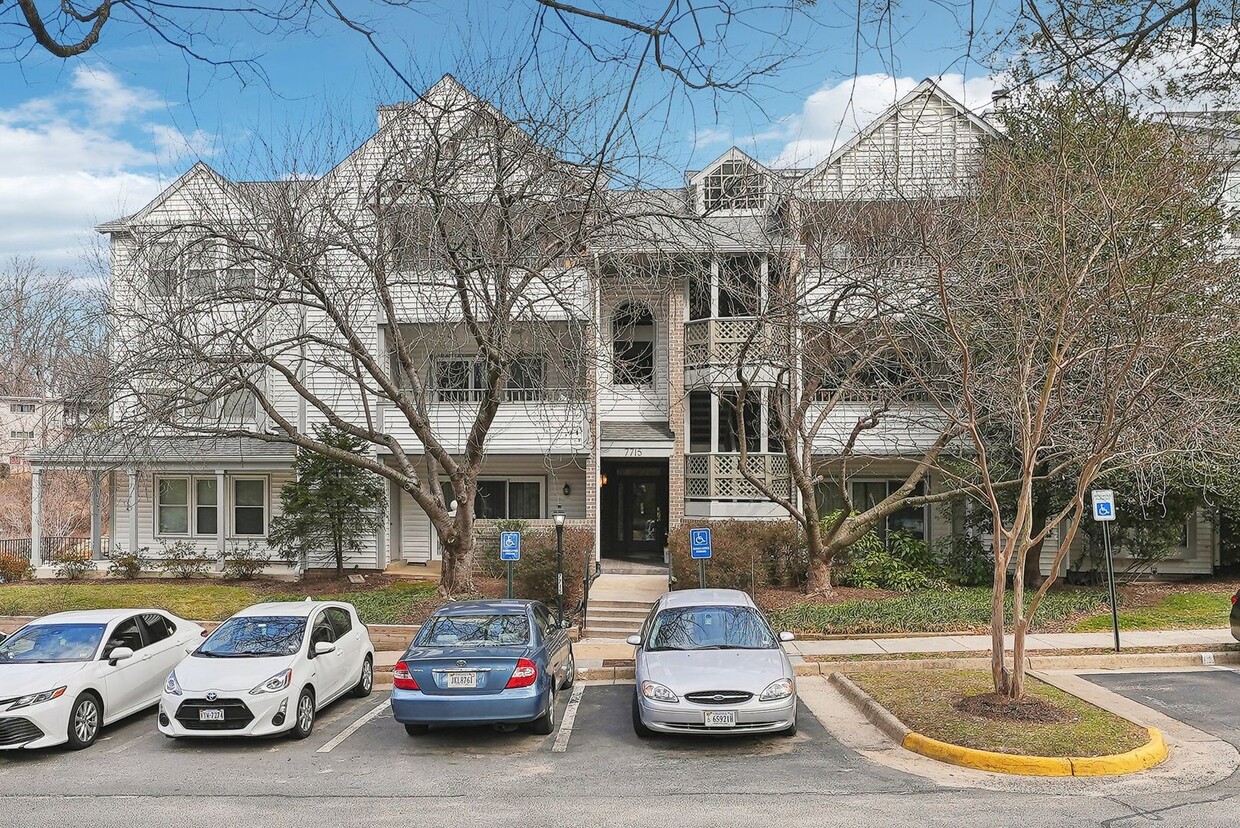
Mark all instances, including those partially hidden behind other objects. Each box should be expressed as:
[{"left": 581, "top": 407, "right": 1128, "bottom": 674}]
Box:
[
  {"left": 0, "top": 580, "right": 440, "bottom": 624},
  {"left": 1075, "top": 591, "right": 1232, "bottom": 632},
  {"left": 767, "top": 587, "right": 1107, "bottom": 636},
  {"left": 849, "top": 669, "right": 1149, "bottom": 757}
]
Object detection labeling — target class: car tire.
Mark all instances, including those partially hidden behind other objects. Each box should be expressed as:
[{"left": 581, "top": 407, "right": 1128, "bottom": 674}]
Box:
[
  {"left": 404, "top": 724, "right": 429, "bottom": 736},
  {"left": 530, "top": 688, "right": 556, "bottom": 735},
  {"left": 631, "top": 692, "right": 653, "bottom": 739},
  {"left": 351, "top": 656, "right": 374, "bottom": 698},
  {"left": 561, "top": 648, "right": 575, "bottom": 690},
  {"left": 288, "top": 688, "right": 315, "bottom": 740},
  {"left": 66, "top": 692, "right": 102, "bottom": 750}
]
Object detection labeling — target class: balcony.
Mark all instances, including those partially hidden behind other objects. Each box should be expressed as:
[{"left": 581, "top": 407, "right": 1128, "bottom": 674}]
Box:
[
  {"left": 683, "top": 318, "right": 789, "bottom": 369},
  {"left": 685, "top": 453, "right": 791, "bottom": 500}
]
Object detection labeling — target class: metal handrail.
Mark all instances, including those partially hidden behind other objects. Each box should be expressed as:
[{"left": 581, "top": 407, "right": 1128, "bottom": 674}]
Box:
[{"left": 578, "top": 552, "right": 602, "bottom": 636}]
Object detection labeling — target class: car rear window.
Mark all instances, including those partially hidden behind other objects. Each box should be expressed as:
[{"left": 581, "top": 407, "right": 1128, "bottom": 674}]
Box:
[{"left": 417, "top": 614, "right": 530, "bottom": 647}]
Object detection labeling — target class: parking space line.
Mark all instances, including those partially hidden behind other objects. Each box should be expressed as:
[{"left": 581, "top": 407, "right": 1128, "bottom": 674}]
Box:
[
  {"left": 551, "top": 684, "right": 585, "bottom": 753},
  {"left": 316, "top": 697, "right": 389, "bottom": 754}
]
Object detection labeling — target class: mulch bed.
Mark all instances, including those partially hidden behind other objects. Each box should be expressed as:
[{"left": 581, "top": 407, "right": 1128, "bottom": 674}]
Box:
[{"left": 954, "top": 692, "right": 1077, "bottom": 724}]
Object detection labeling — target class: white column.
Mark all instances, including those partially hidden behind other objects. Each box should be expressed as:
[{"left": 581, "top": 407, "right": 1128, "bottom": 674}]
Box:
[
  {"left": 215, "top": 470, "right": 227, "bottom": 570},
  {"left": 126, "top": 468, "right": 139, "bottom": 552},
  {"left": 29, "top": 467, "right": 42, "bottom": 567},
  {"left": 89, "top": 470, "right": 103, "bottom": 560}
]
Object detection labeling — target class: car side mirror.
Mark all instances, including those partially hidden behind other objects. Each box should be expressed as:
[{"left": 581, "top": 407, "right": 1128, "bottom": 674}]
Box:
[
  {"left": 313, "top": 641, "right": 336, "bottom": 656},
  {"left": 626, "top": 634, "right": 642, "bottom": 646},
  {"left": 108, "top": 646, "right": 135, "bottom": 664},
  {"left": 560, "top": 619, "right": 573, "bottom": 629},
  {"left": 779, "top": 631, "right": 795, "bottom": 642}
]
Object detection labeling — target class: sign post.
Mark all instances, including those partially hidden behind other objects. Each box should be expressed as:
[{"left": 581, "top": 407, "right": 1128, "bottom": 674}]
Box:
[
  {"left": 500, "top": 531, "right": 521, "bottom": 599},
  {"left": 690, "top": 528, "right": 712, "bottom": 588},
  {"left": 1091, "top": 490, "right": 1120, "bottom": 653}
]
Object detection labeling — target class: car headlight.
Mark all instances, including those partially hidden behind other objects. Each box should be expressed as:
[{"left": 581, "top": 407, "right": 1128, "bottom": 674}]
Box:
[
  {"left": 640, "top": 681, "right": 678, "bottom": 703},
  {"left": 250, "top": 668, "right": 293, "bottom": 695},
  {"left": 759, "top": 678, "right": 794, "bottom": 701},
  {"left": 165, "top": 671, "right": 182, "bottom": 696},
  {"left": 8, "top": 686, "right": 66, "bottom": 710}
]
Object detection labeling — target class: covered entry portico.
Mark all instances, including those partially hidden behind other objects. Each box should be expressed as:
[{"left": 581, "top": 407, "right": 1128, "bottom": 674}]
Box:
[{"left": 599, "top": 422, "right": 673, "bottom": 564}]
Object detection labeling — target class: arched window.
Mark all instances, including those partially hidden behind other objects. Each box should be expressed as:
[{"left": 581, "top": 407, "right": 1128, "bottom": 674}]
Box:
[{"left": 612, "top": 301, "right": 655, "bottom": 386}]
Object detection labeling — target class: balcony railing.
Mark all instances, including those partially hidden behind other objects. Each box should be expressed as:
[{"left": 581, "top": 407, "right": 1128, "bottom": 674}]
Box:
[
  {"left": 430, "top": 386, "right": 574, "bottom": 404},
  {"left": 683, "top": 318, "right": 789, "bottom": 368},
  {"left": 685, "top": 453, "right": 791, "bottom": 500}
]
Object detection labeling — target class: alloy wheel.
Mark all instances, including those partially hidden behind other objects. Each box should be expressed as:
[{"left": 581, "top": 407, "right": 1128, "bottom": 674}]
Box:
[
  {"left": 74, "top": 698, "right": 99, "bottom": 744},
  {"left": 297, "top": 694, "right": 314, "bottom": 731}
]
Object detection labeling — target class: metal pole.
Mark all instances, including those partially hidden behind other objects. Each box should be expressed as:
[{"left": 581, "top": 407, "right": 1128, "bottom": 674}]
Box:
[
  {"left": 698, "top": 559, "right": 705, "bottom": 589},
  {"left": 555, "top": 522, "right": 565, "bottom": 625},
  {"left": 1103, "top": 521, "right": 1120, "bottom": 653},
  {"left": 507, "top": 560, "right": 514, "bottom": 599}
]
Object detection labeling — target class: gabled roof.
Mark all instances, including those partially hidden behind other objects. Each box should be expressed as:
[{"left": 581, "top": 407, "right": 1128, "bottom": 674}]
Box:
[
  {"left": 797, "top": 77, "right": 998, "bottom": 190},
  {"left": 687, "top": 146, "right": 771, "bottom": 188},
  {"left": 95, "top": 161, "right": 243, "bottom": 234}
]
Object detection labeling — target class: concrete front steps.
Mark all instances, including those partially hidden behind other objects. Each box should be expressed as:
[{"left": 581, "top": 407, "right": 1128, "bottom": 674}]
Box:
[{"left": 583, "top": 573, "right": 667, "bottom": 638}]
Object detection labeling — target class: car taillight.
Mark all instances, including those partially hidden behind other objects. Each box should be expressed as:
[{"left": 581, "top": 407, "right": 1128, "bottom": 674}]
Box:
[
  {"left": 393, "top": 661, "right": 419, "bottom": 691},
  {"left": 1232, "top": 593, "right": 1238, "bottom": 606},
  {"left": 505, "top": 658, "right": 537, "bottom": 689}
]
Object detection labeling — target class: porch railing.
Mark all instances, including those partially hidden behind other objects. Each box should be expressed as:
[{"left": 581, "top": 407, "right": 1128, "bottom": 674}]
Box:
[
  {"left": 683, "top": 318, "right": 789, "bottom": 368},
  {"left": 0, "top": 536, "right": 110, "bottom": 562},
  {"left": 684, "top": 453, "right": 791, "bottom": 500}
]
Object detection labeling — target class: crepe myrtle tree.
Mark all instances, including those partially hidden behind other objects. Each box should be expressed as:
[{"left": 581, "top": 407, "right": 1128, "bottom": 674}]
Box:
[
  {"left": 104, "top": 70, "right": 695, "bottom": 595},
  {"left": 926, "top": 84, "right": 1240, "bottom": 698}
]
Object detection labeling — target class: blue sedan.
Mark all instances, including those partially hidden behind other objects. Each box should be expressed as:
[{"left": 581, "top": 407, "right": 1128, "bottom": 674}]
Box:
[{"left": 390, "top": 599, "right": 574, "bottom": 735}]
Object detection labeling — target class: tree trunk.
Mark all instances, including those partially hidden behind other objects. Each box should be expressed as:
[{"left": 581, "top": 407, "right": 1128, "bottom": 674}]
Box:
[
  {"left": 438, "top": 533, "right": 475, "bottom": 596},
  {"left": 990, "top": 551, "right": 1009, "bottom": 695},
  {"left": 334, "top": 524, "right": 343, "bottom": 578},
  {"left": 803, "top": 518, "right": 833, "bottom": 596}
]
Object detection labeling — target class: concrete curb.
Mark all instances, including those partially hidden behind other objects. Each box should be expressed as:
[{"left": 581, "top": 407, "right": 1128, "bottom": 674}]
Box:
[
  {"left": 827, "top": 673, "right": 910, "bottom": 744},
  {"left": 829, "top": 671, "right": 1169, "bottom": 777},
  {"left": 801, "top": 650, "right": 1240, "bottom": 674}
]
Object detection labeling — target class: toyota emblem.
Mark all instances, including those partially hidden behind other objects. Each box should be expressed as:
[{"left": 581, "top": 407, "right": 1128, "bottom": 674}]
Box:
[
  {"left": 455, "top": 660, "right": 467, "bottom": 668},
  {"left": 205, "top": 691, "right": 218, "bottom": 702}
]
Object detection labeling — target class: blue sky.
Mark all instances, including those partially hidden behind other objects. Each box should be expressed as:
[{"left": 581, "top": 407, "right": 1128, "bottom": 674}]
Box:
[{"left": 0, "top": 1, "right": 1011, "bottom": 271}]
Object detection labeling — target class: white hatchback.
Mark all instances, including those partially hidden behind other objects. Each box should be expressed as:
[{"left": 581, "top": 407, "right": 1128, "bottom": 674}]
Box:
[
  {"left": 159, "top": 600, "right": 374, "bottom": 740},
  {"left": 0, "top": 609, "right": 203, "bottom": 750}
]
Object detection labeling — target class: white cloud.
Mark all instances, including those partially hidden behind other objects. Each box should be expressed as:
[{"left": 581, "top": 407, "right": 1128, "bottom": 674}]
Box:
[
  {"left": 0, "top": 68, "right": 211, "bottom": 271},
  {"left": 760, "top": 73, "right": 1000, "bottom": 168}
]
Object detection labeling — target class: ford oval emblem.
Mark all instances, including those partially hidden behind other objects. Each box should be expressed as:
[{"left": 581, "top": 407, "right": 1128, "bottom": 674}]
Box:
[
  {"left": 205, "top": 691, "right": 218, "bottom": 702},
  {"left": 712, "top": 694, "right": 725, "bottom": 701},
  {"left": 455, "top": 660, "right": 467, "bottom": 667}
]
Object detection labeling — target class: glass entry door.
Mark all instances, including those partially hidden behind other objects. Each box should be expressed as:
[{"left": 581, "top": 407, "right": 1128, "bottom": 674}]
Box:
[{"left": 601, "top": 461, "right": 669, "bottom": 561}]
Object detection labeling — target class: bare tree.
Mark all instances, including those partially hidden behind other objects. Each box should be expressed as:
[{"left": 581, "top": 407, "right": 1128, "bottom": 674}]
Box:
[
  {"left": 927, "top": 84, "right": 1240, "bottom": 698},
  {"left": 105, "top": 69, "right": 690, "bottom": 593}
]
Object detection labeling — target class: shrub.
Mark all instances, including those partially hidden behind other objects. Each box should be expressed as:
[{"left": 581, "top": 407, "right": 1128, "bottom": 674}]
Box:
[
  {"left": 667, "top": 520, "right": 805, "bottom": 592},
  {"left": 52, "top": 548, "right": 96, "bottom": 580},
  {"left": 0, "top": 551, "right": 33, "bottom": 582},
  {"left": 510, "top": 525, "right": 591, "bottom": 617},
  {"left": 220, "top": 540, "right": 272, "bottom": 580},
  {"left": 834, "top": 530, "right": 943, "bottom": 592},
  {"left": 473, "top": 519, "right": 531, "bottom": 579},
  {"left": 935, "top": 534, "right": 993, "bottom": 587},
  {"left": 156, "top": 540, "right": 212, "bottom": 578},
  {"left": 106, "top": 545, "right": 150, "bottom": 579}
]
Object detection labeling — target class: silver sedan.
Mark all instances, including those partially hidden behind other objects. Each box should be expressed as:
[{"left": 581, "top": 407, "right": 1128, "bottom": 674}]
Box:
[{"left": 628, "top": 588, "right": 797, "bottom": 737}]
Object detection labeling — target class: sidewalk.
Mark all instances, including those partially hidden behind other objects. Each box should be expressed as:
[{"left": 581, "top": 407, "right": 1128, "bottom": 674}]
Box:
[{"left": 373, "top": 628, "right": 1234, "bottom": 673}]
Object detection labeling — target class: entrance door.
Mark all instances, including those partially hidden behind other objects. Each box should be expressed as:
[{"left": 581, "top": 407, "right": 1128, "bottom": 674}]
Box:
[{"left": 601, "top": 460, "right": 669, "bottom": 561}]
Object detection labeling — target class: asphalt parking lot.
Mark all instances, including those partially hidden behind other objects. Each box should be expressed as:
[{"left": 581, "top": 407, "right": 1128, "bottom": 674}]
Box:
[{"left": 1082, "top": 668, "right": 1240, "bottom": 749}]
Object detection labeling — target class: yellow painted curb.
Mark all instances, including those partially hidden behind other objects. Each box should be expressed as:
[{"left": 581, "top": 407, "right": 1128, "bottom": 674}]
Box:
[{"left": 901, "top": 727, "right": 1168, "bottom": 777}]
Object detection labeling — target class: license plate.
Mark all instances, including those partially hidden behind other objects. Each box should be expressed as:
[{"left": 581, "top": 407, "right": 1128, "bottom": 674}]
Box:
[
  {"left": 198, "top": 708, "right": 225, "bottom": 721},
  {"left": 446, "top": 672, "right": 478, "bottom": 688},
  {"left": 703, "top": 710, "right": 736, "bottom": 728}
]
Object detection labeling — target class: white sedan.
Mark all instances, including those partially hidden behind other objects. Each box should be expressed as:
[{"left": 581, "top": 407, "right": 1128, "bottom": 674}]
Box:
[
  {"left": 0, "top": 609, "right": 203, "bottom": 750},
  {"left": 159, "top": 600, "right": 374, "bottom": 740}
]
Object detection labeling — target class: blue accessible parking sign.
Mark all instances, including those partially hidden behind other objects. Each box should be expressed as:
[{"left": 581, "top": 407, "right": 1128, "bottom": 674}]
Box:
[
  {"left": 690, "top": 528, "right": 712, "bottom": 559},
  {"left": 500, "top": 531, "right": 521, "bottom": 561}
]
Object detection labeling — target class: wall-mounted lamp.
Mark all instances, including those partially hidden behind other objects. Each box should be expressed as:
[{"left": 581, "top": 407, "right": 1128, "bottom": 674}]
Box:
[
  {"left": 562, "top": 482, "right": 572, "bottom": 497},
  {"left": 448, "top": 499, "right": 458, "bottom": 518},
  {"left": 600, "top": 473, "right": 608, "bottom": 487}
]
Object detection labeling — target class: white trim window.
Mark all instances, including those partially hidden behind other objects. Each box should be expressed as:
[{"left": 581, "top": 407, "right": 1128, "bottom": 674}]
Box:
[
  {"left": 232, "top": 477, "right": 267, "bottom": 536},
  {"left": 9, "top": 430, "right": 35, "bottom": 439},
  {"left": 611, "top": 301, "right": 656, "bottom": 386},
  {"left": 815, "top": 478, "right": 928, "bottom": 543},
  {"left": 432, "top": 356, "right": 547, "bottom": 403},
  {"left": 9, "top": 403, "right": 35, "bottom": 414},
  {"left": 156, "top": 475, "right": 223, "bottom": 536},
  {"left": 702, "top": 159, "right": 766, "bottom": 213},
  {"left": 195, "top": 478, "right": 219, "bottom": 535},
  {"left": 444, "top": 477, "right": 544, "bottom": 520}
]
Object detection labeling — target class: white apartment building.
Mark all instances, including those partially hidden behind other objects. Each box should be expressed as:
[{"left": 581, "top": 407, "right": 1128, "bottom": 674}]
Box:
[{"left": 30, "top": 75, "right": 1220, "bottom": 578}]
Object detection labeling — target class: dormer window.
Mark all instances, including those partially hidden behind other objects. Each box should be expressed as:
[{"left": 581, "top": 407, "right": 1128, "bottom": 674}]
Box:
[{"left": 702, "top": 160, "right": 765, "bottom": 213}]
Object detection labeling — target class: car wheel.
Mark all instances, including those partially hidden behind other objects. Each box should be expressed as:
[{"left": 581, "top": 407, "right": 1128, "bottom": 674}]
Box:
[
  {"left": 561, "top": 648, "right": 575, "bottom": 690},
  {"left": 404, "top": 724, "right": 429, "bottom": 736},
  {"left": 530, "top": 687, "right": 556, "bottom": 735},
  {"left": 288, "top": 688, "right": 315, "bottom": 740},
  {"left": 66, "top": 692, "right": 102, "bottom": 750},
  {"left": 351, "top": 656, "right": 374, "bottom": 698},
  {"left": 631, "top": 692, "right": 653, "bottom": 739}
]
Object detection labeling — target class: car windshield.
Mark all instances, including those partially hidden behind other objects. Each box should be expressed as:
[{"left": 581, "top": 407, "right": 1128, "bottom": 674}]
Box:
[
  {"left": 417, "top": 614, "right": 530, "bottom": 647},
  {"left": 0, "top": 623, "right": 106, "bottom": 663},
  {"left": 197, "top": 616, "right": 305, "bottom": 657},
  {"left": 646, "top": 605, "right": 777, "bottom": 651}
]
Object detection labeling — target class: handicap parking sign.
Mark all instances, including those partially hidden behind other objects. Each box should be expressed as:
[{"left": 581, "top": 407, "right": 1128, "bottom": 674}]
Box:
[
  {"left": 690, "top": 527, "right": 712, "bottom": 559},
  {"left": 500, "top": 531, "right": 521, "bottom": 561},
  {"left": 1091, "top": 490, "right": 1116, "bottom": 522}
]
